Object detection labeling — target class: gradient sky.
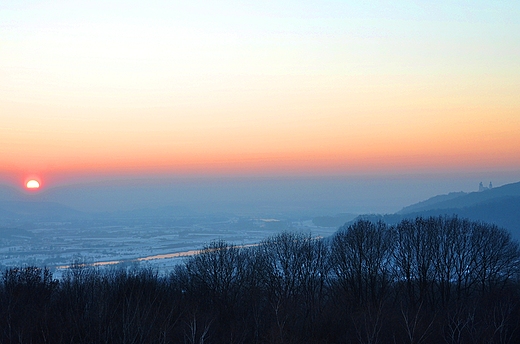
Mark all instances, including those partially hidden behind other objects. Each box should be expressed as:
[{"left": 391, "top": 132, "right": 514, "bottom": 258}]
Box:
[{"left": 1, "top": 1, "right": 520, "bottom": 189}]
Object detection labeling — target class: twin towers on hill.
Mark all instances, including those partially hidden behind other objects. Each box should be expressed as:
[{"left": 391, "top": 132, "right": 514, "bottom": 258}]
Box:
[{"left": 479, "top": 181, "right": 493, "bottom": 192}]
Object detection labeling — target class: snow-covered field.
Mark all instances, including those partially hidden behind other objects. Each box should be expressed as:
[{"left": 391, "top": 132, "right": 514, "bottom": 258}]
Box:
[{"left": 0, "top": 215, "right": 339, "bottom": 277}]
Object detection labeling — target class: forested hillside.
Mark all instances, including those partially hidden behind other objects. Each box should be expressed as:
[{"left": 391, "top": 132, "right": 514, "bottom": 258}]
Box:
[
  {"left": 354, "top": 181, "right": 520, "bottom": 239},
  {"left": 1, "top": 216, "right": 519, "bottom": 343},
  {"left": 399, "top": 181, "right": 520, "bottom": 214}
]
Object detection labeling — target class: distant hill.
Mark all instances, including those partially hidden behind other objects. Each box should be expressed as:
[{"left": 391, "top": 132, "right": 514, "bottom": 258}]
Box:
[
  {"left": 0, "top": 201, "right": 89, "bottom": 222},
  {"left": 0, "top": 185, "right": 89, "bottom": 223},
  {"left": 397, "top": 191, "right": 467, "bottom": 214},
  {"left": 398, "top": 181, "right": 520, "bottom": 215},
  {"left": 0, "top": 185, "right": 26, "bottom": 202},
  {"left": 344, "top": 181, "right": 520, "bottom": 240},
  {"left": 0, "top": 183, "right": 195, "bottom": 222}
]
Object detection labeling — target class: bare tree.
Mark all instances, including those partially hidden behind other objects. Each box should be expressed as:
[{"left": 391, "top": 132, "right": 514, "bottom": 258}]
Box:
[
  {"left": 256, "top": 231, "right": 330, "bottom": 341},
  {"left": 399, "top": 301, "right": 436, "bottom": 344},
  {"left": 185, "top": 239, "right": 246, "bottom": 308},
  {"left": 185, "top": 313, "right": 212, "bottom": 344},
  {"left": 470, "top": 223, "right": 520, "bottom": 295},
  {"left": 331, "top": 219, "right": 395, "bottom": 306},
  {"left": 394, "top": 218, "right": 438, "bottom": 308}
]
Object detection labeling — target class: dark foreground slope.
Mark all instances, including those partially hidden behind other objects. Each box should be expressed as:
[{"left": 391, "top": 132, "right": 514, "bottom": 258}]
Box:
[{"left": 1, "top": 217, "right": 519, "bottom": 344}]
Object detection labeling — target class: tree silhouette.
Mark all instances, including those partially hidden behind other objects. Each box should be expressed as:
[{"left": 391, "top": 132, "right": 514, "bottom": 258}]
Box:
[{"left": 1, "top": 216, "right": 519, "bottom": 343}]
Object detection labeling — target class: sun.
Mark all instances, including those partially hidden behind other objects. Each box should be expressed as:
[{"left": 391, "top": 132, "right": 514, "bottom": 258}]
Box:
[{"left": 26, "top": 179, "right": 41, "bottom": 189}]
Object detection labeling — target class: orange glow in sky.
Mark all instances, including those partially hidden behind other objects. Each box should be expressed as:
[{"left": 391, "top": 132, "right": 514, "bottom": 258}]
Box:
[{"left": 1, "top": 1, "right": 520, "bottom": 187}]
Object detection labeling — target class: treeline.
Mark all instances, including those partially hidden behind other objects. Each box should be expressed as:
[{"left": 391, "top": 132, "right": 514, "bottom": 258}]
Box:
[{"left": 1, "top": 216, "right": 520, "bottom": 343}]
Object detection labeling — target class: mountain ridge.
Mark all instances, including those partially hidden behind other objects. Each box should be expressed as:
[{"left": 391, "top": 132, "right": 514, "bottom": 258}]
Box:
[
  {"left": 398, "top": 181, "right": 520, "bottom": 214},
  {"left": 349, "top": 181, "right": 520, "bottom": 239}
]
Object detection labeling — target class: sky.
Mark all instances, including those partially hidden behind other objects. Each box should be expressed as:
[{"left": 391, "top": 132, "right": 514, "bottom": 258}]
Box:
[{"left": 1, "top": 1, "right": 520, "bottom": 212}]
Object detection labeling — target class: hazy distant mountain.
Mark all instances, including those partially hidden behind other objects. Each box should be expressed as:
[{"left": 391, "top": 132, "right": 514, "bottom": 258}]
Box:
[
  {"left": 0, "top": 185, "right": 26, "bottom": 202},
  {"left": 0, "top": 200, "right": 89, "bottom": 222},
  {"left": 398, "top": 181, "right": 520, "bottom": 215},
  {"left": 347, "top": 181, "right": 520, "bottom": 239},
  {"left": 1, "top": 185, "right": 87, "bottom": 222},
  {"left": 0, "top": 183, "right": 220, "bottom": 223},
  {"left": 397, "top": 191, "right": 467, "bottom": 214}
]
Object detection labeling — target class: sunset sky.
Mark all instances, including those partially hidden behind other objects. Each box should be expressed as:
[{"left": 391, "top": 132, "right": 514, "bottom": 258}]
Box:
[{"left": 1, "top": 1, "right": 520, "bottom": 190}]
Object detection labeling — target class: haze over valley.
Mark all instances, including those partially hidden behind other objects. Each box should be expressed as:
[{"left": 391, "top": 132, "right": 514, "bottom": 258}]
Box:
[{"left": 1, "top": 175, "right": 519, "bottom": 275}]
